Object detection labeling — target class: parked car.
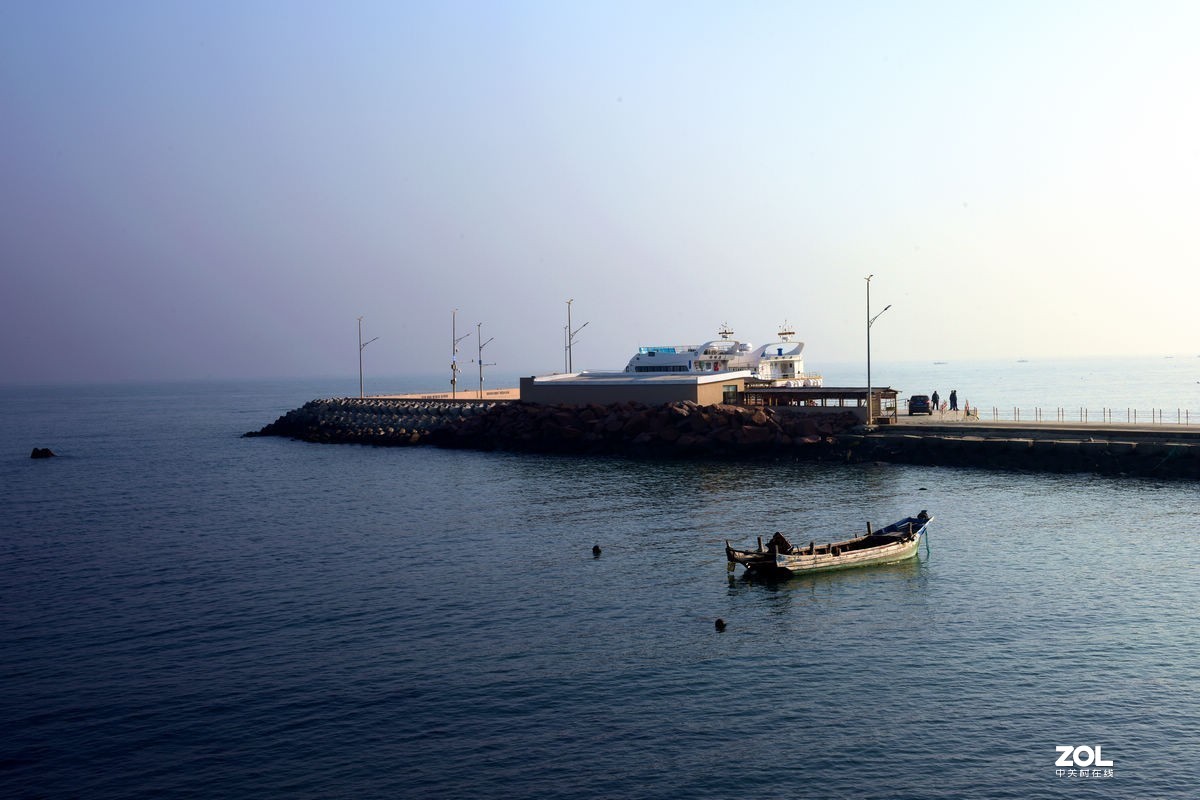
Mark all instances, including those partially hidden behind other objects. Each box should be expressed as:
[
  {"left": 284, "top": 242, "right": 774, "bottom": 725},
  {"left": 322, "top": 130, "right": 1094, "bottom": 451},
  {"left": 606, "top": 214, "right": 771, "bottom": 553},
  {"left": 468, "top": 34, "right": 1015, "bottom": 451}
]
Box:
[{"left": 908, "top": 394, "right": 932, "bottom": 415}]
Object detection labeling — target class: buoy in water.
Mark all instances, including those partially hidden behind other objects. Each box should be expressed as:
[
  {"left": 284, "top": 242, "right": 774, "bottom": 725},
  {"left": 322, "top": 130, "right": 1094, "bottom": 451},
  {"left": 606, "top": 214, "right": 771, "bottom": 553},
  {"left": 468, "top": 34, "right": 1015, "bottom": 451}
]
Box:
[
  {"left": 714, "top": 618, "right": 727, "bottom": 632},
  {"left": 592, "top": 545, "right": 601, "bottom": 557}
]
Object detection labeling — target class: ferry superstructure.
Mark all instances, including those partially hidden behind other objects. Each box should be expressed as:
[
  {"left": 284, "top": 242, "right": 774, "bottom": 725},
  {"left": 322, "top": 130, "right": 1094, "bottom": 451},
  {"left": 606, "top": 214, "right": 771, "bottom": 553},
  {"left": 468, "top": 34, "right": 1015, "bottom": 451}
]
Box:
[{"left": 624, "top": 324, "right": 823, "bottom": 386}]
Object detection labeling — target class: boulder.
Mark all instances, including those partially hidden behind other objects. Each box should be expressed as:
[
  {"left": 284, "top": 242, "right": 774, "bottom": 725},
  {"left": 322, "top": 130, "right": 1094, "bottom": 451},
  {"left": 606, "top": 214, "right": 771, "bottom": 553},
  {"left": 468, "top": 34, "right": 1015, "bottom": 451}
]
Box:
[
  {"left": 738, "top": 425, "right": 774, "bottom": 445},
  {"left": 658, "top": 426, "right": 681, "bottom": 443},
  {"left": 667, "top": 403, "right": 691, "bottom": 419},
  {"left": 30, "top": 447, "right": 55, "bottom": 459}
]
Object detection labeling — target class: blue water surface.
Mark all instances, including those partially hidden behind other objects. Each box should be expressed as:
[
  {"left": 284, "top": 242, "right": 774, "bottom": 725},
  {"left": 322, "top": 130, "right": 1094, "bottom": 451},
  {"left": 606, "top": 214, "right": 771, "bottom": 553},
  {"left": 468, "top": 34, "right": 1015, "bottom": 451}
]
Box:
[{"left": 1, "top": 375, "right": 1196, "bottom": 799}]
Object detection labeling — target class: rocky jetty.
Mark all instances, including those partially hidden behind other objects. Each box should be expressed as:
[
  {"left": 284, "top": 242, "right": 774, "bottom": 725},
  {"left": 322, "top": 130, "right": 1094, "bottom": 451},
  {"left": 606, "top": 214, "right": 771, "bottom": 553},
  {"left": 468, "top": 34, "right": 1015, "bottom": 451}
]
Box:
[
  {"left": 435, "top": 401, "right": 858, "bottom": 457},
  {"left": 245, "top": 397, "right": 858, "bottom": 458},
  {"left": 244, "top": 398, "right": 497, "bottom": 446}
]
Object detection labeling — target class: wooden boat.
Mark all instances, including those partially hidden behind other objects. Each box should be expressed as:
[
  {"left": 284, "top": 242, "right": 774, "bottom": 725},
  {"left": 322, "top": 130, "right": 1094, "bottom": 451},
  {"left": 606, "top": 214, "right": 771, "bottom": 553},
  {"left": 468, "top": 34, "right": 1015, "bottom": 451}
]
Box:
[{"left": 725, "top": 511, "right": 933, "bottom": 577}]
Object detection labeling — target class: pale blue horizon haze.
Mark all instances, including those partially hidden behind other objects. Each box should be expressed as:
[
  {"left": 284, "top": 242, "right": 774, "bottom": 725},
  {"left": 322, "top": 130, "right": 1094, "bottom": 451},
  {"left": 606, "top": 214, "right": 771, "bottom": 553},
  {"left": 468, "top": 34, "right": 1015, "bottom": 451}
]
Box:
[{"left": 3, "top": 1, "right": 1199, "bottom": 386}]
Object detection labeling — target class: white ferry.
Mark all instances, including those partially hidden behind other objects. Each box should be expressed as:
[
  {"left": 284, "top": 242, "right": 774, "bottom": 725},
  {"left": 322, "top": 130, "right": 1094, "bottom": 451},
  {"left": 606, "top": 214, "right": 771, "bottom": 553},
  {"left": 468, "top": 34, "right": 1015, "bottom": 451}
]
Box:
[{"left": 623, "top": 324, "right": 823, "bottom": 386}]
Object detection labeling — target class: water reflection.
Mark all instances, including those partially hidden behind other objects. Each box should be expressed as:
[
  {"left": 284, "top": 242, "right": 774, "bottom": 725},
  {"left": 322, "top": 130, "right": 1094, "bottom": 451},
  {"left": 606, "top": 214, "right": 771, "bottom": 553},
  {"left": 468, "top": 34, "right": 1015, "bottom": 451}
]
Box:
[{"left": 728, "top": 555, "right": 925, "bottom": 593}]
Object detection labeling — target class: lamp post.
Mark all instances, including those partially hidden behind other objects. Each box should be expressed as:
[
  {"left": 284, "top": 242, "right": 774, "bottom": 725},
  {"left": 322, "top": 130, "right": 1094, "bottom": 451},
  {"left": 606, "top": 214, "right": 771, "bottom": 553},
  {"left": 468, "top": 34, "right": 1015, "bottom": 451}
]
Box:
[
  {"left": 476, "top": 322, "right": 494, "bottom": 399},
  {"left": 865, "top": 275, "right": 891, "bottom": 425},
  {"left": 566, "top": 298, "right": 588, "bottom": 373},
  {"left": 451, "top": 309, "right": 471, "bottom": 399},
  {"left": 357, "top": 316, "right": 379, "bottom": 399}
]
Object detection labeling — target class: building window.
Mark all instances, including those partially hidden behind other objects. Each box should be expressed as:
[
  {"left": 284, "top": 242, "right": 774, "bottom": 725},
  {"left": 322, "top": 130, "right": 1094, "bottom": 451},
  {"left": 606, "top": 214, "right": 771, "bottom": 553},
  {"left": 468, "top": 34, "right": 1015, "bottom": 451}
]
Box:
[{"left": 634, "top": 365, "right": 690, "bottom": 373}]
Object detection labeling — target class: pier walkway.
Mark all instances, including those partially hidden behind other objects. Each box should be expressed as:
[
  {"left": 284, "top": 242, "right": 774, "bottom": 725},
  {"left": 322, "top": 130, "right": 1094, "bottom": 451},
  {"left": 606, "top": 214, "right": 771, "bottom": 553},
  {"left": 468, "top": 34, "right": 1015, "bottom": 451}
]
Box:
[
  {"left": 885, "top": 413, "right": 1200, "bottom": 443},
  {"left": 850, "top": 413, "right": 1200, "bottom": 478}
]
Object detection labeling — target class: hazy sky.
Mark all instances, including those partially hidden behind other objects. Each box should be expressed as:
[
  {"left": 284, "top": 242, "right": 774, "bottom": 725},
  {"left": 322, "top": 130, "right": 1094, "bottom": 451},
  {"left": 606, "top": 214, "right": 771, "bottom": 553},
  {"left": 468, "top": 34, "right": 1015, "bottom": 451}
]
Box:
[{"left": 3, "top": 1, "right": 1198, "bottom": 385}]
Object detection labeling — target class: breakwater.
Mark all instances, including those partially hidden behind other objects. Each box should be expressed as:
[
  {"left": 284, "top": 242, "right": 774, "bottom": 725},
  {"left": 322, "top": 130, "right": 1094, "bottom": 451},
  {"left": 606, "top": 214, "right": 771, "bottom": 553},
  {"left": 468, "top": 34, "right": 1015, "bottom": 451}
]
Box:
[
  {"left": 246, "top": 398, "right": 1200, "bottom": 478},
  {"left": 245, "top": 398, "right": 500, "bottom": 446},
  {"left": 245, "top": 397, "right": 858, "bottom": 457}
]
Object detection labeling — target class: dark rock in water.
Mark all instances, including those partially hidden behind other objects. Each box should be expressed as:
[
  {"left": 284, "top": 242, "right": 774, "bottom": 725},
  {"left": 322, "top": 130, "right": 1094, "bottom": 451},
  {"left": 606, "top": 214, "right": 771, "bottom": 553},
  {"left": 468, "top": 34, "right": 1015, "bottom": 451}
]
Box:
[
  {"left": 714, "top": 618, "right": 727, "bottom": 632},
  {"left": 30, "top": 447, "right": 55, "bottom": 459},
  {"left": 592, "top": 545, "right": 602, "bottom": 557}
]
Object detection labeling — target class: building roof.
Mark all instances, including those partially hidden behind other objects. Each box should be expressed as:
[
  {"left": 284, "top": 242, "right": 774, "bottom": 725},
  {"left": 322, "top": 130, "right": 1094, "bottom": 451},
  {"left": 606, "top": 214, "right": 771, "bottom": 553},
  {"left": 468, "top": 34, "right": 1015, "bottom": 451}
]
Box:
[
  {"left": 745, "top": 385, "right": 898, "bottom": 398},
  {"left": 530, "top": 370, "right": 752, "bottom": 387}
]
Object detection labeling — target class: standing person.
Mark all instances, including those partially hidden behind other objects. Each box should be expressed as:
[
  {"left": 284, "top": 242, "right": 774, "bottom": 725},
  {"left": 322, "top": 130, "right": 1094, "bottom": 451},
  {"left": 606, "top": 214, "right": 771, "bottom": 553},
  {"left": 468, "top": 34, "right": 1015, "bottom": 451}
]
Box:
[
  {"left": 932, "top": 390, "right": 940, "bottom": 412},
  {"left": 949, "top": 389, "right": 958, "bottom": 411}
]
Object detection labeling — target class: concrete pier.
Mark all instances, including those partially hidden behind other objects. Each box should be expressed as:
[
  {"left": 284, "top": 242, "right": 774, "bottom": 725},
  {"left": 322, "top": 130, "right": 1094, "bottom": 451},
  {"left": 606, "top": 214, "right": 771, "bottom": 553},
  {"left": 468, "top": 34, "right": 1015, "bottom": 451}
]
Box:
[{"left": 843, "top": 417, "right": 1200, "bottom": 478}]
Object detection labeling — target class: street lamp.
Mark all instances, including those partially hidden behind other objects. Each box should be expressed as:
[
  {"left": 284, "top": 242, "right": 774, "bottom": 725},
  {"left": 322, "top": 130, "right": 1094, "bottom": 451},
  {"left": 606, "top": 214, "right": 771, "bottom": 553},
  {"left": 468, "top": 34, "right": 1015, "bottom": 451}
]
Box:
[
  {"left": 451, "top": 309, "right": 471, "bottom": 399},
  {"left": 865, "top": 275, "right": 891, "bottom": 425},
  {"left": 358, "top": 316, "right": 379, "bottom": 399},
  {"left": 476, "top": 322, "right": 495, "bottom": 399},
  {"left": 566, "top": 298, "right": 588, "bottom": 373}
]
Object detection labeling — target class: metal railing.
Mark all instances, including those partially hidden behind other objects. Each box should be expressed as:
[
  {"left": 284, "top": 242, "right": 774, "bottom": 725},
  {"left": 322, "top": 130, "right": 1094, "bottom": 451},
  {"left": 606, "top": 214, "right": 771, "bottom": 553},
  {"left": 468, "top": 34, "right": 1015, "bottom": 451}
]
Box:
[
  {"left": 903, "top": 398, "right": 1195, "bottom": 425},
  {"left": 990, "top": 407, "right": 1193, "bottom": 425}
]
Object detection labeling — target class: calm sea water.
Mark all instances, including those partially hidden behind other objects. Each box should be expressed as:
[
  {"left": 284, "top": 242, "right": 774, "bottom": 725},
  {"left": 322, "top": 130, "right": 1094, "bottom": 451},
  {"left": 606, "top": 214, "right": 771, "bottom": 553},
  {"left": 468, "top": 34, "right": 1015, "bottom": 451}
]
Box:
[{"left": 2, "top": 361, "right": 1197, "bottom": 799}]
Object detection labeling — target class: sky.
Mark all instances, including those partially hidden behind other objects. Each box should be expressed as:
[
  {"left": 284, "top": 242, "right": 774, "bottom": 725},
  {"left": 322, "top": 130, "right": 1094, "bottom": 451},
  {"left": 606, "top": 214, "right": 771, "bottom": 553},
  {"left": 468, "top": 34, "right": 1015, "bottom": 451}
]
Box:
[{"left": 3, "top": 1, "right": 1199, "bottom": 386}]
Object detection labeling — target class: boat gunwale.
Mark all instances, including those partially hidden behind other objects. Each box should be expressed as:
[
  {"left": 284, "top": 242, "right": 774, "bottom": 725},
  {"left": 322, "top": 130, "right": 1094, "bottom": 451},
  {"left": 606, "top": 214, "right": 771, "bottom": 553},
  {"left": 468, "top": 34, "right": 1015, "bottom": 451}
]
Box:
[{"left": 725, "top": 514, "right": 933, "bottom": 576}]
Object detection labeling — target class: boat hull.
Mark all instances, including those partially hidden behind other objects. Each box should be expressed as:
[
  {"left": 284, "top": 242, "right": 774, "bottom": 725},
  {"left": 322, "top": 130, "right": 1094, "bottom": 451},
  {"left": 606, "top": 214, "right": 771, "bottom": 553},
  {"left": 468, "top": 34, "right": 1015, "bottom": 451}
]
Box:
[
  {"left": 771, "top": 532, "right": 922, "bottom": 575},
  {"left": 726, "top": 514, "right": 932, "bottom": 577}
]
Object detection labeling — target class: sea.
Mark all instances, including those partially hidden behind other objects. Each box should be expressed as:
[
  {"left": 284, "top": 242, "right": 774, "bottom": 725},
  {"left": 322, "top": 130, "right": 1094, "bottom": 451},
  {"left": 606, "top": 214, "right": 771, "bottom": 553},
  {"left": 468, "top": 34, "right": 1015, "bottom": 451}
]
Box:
[{"left": 2, "top": 356, "right": 1198, "bottom": 799}]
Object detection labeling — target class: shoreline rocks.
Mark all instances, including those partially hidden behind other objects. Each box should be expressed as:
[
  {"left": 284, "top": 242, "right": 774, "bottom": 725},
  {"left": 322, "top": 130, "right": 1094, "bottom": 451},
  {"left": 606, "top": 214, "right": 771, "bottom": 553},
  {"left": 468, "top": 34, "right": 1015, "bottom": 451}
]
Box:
[{"left": 433, "top": 400, "right": 857, "bottom": 457}]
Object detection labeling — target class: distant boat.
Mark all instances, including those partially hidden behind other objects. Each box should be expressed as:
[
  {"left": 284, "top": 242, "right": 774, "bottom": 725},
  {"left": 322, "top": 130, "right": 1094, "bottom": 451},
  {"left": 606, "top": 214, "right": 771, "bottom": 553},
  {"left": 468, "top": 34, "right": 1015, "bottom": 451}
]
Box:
[
  {"left": 1016, "top": 359, "right": 1029, "bottom": 363},
  {"left": 725, "top": 512, "right": 933, "bottom": 577},
  {"left": 933, "top": 361, "right": 948, "bottom": 365}
]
